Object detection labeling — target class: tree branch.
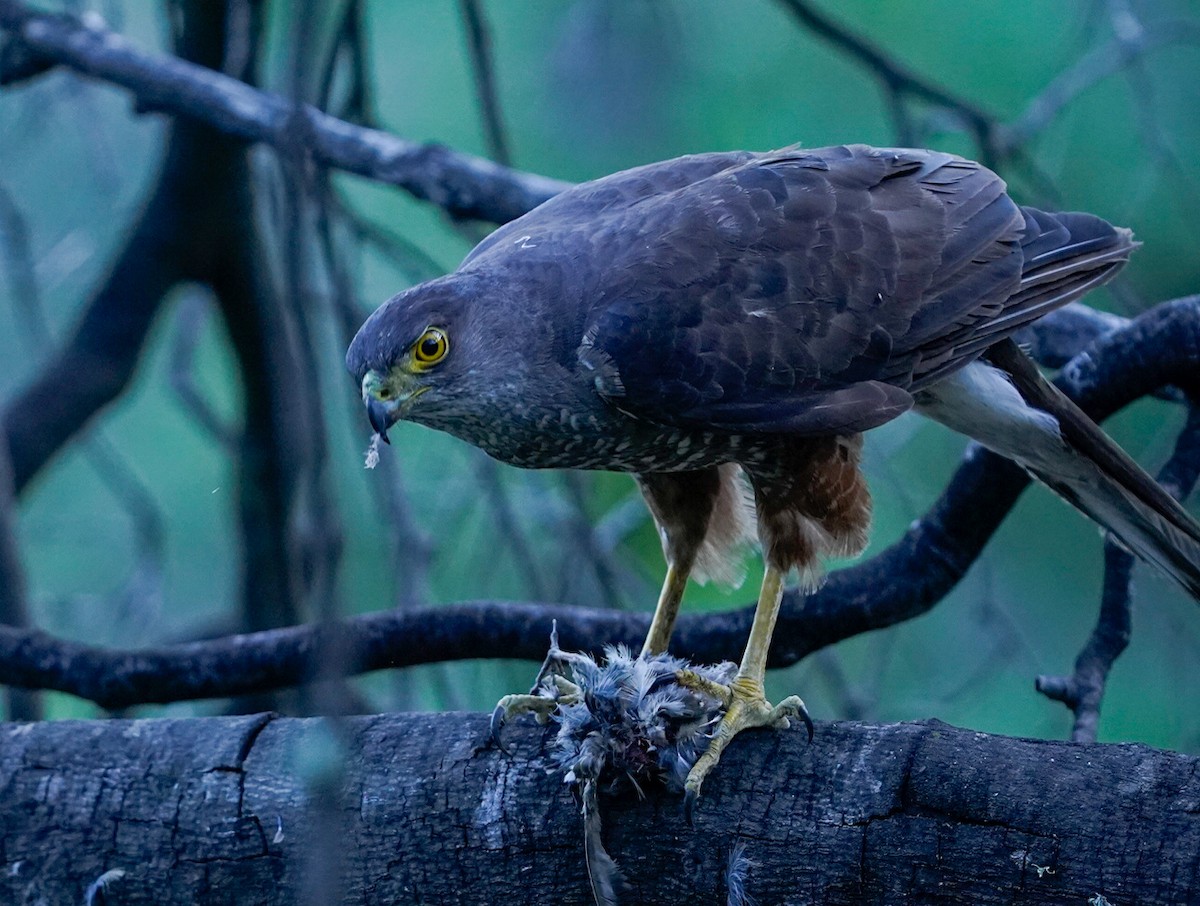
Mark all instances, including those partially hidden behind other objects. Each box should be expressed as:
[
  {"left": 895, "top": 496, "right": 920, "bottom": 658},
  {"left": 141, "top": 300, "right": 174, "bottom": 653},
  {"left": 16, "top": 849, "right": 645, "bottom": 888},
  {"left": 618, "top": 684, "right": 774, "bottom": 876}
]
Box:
[
  {"left": 0, "top": 0, "right": 567, "bottom": 224},
  {"left": 995, "top": 16, "right": 1200, "bottom": 155},
  {"left": 0, "top": 297, "right": 1194, "bottom": 710},
  {"left": 0, "top": 713, "right": 1196, "bottom": 903},
  {"left": 776, "top": 0, "right": 1200, "bottom": 188},
  {"left": 0, "top": 0, "right": 253, "bottom": 494},
  {"left": 166, "top": 290, "right": 238, "bottom": 448},
  {"left": 774, "top": 0, "right": 997, "bottom": 155}
]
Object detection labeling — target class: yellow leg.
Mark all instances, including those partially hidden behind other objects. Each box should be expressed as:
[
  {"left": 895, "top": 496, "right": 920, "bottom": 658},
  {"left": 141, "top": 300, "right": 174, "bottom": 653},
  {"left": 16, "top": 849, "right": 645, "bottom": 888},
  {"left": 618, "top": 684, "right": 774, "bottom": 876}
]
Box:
[
  {"left": 640, "top": 562, "right": 691, "bottom": 656},
  {"left": 736, "top": 564, "right": 785, "bottom": 686},
  {"left": 678, "top": 564, "right": 812, "bottom": 810}
]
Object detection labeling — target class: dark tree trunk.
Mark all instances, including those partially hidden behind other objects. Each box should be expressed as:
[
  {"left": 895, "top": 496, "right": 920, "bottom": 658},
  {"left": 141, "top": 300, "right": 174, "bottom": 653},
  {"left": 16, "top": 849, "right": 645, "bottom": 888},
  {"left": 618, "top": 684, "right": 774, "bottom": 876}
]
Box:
[{"left": 0, "top": 713, "right": 1195, "bottom": 904}]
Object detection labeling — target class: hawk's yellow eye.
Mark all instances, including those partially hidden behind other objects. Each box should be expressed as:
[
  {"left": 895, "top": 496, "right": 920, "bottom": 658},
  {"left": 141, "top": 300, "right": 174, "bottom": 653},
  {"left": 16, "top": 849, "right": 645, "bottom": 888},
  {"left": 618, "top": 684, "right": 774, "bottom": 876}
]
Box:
[{"left": 412, "top": 327, "right": 449, "bottom": 366}]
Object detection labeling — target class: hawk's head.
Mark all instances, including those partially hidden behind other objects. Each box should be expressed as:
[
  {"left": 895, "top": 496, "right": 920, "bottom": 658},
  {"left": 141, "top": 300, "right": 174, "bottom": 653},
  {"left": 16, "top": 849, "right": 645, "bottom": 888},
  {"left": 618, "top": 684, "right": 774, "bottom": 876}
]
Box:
[
  {"left": 346, "top": 274, "right": 481, "bottom": 442},
  {"left": 345, "top": 271, "right": 551, "bottom": 443}
]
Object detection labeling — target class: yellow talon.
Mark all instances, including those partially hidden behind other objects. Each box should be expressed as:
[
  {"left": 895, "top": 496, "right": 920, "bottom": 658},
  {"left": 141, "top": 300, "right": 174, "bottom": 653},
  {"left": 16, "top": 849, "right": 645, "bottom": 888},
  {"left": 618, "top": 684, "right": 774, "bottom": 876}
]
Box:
[
  {"left": 489, "top": 673, "right": 583, "bottom": 752},
  {"left": 680, "top": 674, "right": 813, "bottom": 815}
]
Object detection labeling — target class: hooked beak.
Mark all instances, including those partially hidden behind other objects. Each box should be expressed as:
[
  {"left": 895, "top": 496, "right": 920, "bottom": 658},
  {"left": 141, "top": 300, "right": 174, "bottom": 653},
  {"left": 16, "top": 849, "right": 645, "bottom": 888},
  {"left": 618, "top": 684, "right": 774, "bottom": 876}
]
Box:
[
  {"left": 361, "top": 369, "right": 423, "bottom": 444},
  {"left": 366, "top": 396, "right": 394, "bottom": 443}
]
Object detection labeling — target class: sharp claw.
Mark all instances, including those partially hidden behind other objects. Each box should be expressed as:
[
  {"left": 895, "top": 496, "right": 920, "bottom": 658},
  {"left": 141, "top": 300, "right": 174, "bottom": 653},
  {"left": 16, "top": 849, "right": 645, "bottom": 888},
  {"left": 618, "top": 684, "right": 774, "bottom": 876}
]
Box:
[
  {"left": 489, "top": 704, "right": 511, "bottom": 755},
  {"left": 800, "top": 705, "right": 815, "bottom": 743},
  {"left": 684, "top": 787, "right": 699, "bottom": 826}
]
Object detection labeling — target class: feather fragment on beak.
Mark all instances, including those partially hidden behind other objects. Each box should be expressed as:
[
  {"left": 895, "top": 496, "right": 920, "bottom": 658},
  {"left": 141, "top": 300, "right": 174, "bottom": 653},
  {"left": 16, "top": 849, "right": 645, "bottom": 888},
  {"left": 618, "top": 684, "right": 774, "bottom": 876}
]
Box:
[{"left": 364, "top": 434, "right": 383, "bottom": 469}]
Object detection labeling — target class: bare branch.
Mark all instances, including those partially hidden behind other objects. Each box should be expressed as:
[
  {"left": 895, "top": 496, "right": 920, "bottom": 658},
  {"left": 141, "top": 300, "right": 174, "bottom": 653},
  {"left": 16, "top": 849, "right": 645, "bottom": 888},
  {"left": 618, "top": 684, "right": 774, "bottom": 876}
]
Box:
[
  {"left": 555, "top": 471, "right": 637, "bottom": 608},
  {"left": 1015, "top": 302, "right": 1131, "bottom": 368},
  {"left": 472, "top": 454, "right": 550, "bottom": 601},
  {"left": 776, "top": 0, "right": 1199, "bottom": 202},
  {"left": 326, "top": 188, "right": 448, "bottom": 283},
  {"left": 774, "top": 0, "right": 996, "bottom": 155},
  {"left": 1, "top": 24, "right": 227, "bottom": 493},
  {"left": 0, "top": 0, "right": 567, "bottom": 224},
  {"left": 82, "top": 432, "right": 167, "bottom": 639},
  {"left": 0, "top": 297, "right": 1194, "bottom": 710},
  {"left": 1038, "top": 403, "right": 1200, "bottom": 741},
  {"left": 269, "top": 90, "right": 351, "bottom": 874},
  {"left": 0, "top": 17, "right": 52, "bottom": 84}
]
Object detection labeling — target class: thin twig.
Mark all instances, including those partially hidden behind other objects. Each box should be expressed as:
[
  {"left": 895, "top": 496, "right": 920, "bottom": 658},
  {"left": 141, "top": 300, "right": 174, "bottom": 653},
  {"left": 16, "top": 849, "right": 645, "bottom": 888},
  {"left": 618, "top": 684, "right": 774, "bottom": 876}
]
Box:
[
  {"left": 316, "top": 0, "right": 374, "bottom": 126},
  {"left": 1, "top": 172, "right": 168, "bottom": 651},
  {"left": 277, "top": 8, "right": 346, "bottom": 636},
  {"left": 458, "top": 0, "right": 511, "bottom": 165},
  {"left": 326, "top": 187, "right": 448, "bottom": 284},
  {"left": 167, "top": 290, "right": 238, "bottom": 448},
  {"left": 473, "top": 455, "right": 550, "bottom": 601},
  {"left": 556, "top": 471, "right": 628, "bottom": 608},
  {"left": 774, "top": 0, "right": 997, "bottom": 157},
  {"left": 82, "top": 433, "right": 167, "bottom": 645},
  {"left": 1037, "top": 404, "right": 1200, "bottom": 741},
  {"left": 995, "top": 16, "right": 1200, "bottom": 155},
  {"left": 313, "top": 169, "right": 450, "bottom": 710}
]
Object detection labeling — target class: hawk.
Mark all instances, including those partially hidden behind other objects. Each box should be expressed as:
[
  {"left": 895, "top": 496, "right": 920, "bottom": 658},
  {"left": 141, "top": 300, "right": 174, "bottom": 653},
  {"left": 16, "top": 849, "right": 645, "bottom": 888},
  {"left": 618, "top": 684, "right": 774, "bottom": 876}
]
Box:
[{"left": 346, "top": 144, "right": 1200, "bottom": 802}]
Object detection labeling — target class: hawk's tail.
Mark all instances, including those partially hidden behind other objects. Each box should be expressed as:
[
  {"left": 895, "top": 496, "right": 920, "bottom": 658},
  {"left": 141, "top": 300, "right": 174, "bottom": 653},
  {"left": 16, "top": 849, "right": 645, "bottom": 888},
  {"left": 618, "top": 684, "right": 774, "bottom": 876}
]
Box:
[{"left": 919, "top": 339, "right": 1200, "bottom": 600}]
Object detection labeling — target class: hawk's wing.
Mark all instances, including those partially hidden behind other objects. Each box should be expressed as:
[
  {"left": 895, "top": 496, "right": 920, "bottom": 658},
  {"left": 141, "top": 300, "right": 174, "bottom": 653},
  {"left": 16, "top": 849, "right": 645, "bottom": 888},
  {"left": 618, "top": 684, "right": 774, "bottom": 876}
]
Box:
[
  {"left": 531, "top": 144, "right": 1131, "bottom": 436},
  {"left": 461, "top": 150, "right": 758, "bottom": 269}
]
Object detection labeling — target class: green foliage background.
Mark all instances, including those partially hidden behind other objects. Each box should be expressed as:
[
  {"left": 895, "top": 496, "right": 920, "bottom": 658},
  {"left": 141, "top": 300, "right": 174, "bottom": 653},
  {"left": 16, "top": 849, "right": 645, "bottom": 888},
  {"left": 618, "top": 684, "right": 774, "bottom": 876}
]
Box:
[{"left": 1, "top": 1, "right": 1196, "bottom": 750}]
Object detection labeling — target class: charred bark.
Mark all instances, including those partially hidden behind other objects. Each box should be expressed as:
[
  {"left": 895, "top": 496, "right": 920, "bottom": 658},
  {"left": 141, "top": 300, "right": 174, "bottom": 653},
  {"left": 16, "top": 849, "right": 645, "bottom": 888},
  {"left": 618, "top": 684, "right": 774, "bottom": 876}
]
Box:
[{"left": 0, "top": 713, "right": 1196, "bottom": 905}]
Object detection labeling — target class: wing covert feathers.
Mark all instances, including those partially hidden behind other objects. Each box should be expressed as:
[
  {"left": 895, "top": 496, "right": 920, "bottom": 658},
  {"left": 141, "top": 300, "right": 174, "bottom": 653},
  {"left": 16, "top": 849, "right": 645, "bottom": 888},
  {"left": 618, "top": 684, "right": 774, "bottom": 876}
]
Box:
[{"left": 553, "top": 144, "right": 1136, "bottom": 437}]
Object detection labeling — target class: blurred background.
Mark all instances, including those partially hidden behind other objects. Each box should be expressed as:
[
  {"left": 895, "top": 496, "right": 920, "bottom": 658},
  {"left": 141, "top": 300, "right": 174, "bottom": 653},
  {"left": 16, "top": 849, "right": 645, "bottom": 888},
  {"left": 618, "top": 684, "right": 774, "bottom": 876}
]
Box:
[{"left": 0, "top": 0, "right": 1197, "bottom": 750}]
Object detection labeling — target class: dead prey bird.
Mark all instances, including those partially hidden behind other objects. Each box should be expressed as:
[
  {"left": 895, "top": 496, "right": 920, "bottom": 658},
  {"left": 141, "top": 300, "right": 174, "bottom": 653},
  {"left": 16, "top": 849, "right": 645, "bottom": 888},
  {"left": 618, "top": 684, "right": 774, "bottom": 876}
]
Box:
[{"left": 515, "top": 625, "right": 745, "bottom": 903}]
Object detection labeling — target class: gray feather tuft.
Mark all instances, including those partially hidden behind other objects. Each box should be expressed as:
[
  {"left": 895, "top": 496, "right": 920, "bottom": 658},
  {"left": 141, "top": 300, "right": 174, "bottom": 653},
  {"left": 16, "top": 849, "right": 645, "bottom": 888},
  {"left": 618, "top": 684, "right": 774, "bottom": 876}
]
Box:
[{"left": 725, "top": 841, "right": 758, "bottom": 906}]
